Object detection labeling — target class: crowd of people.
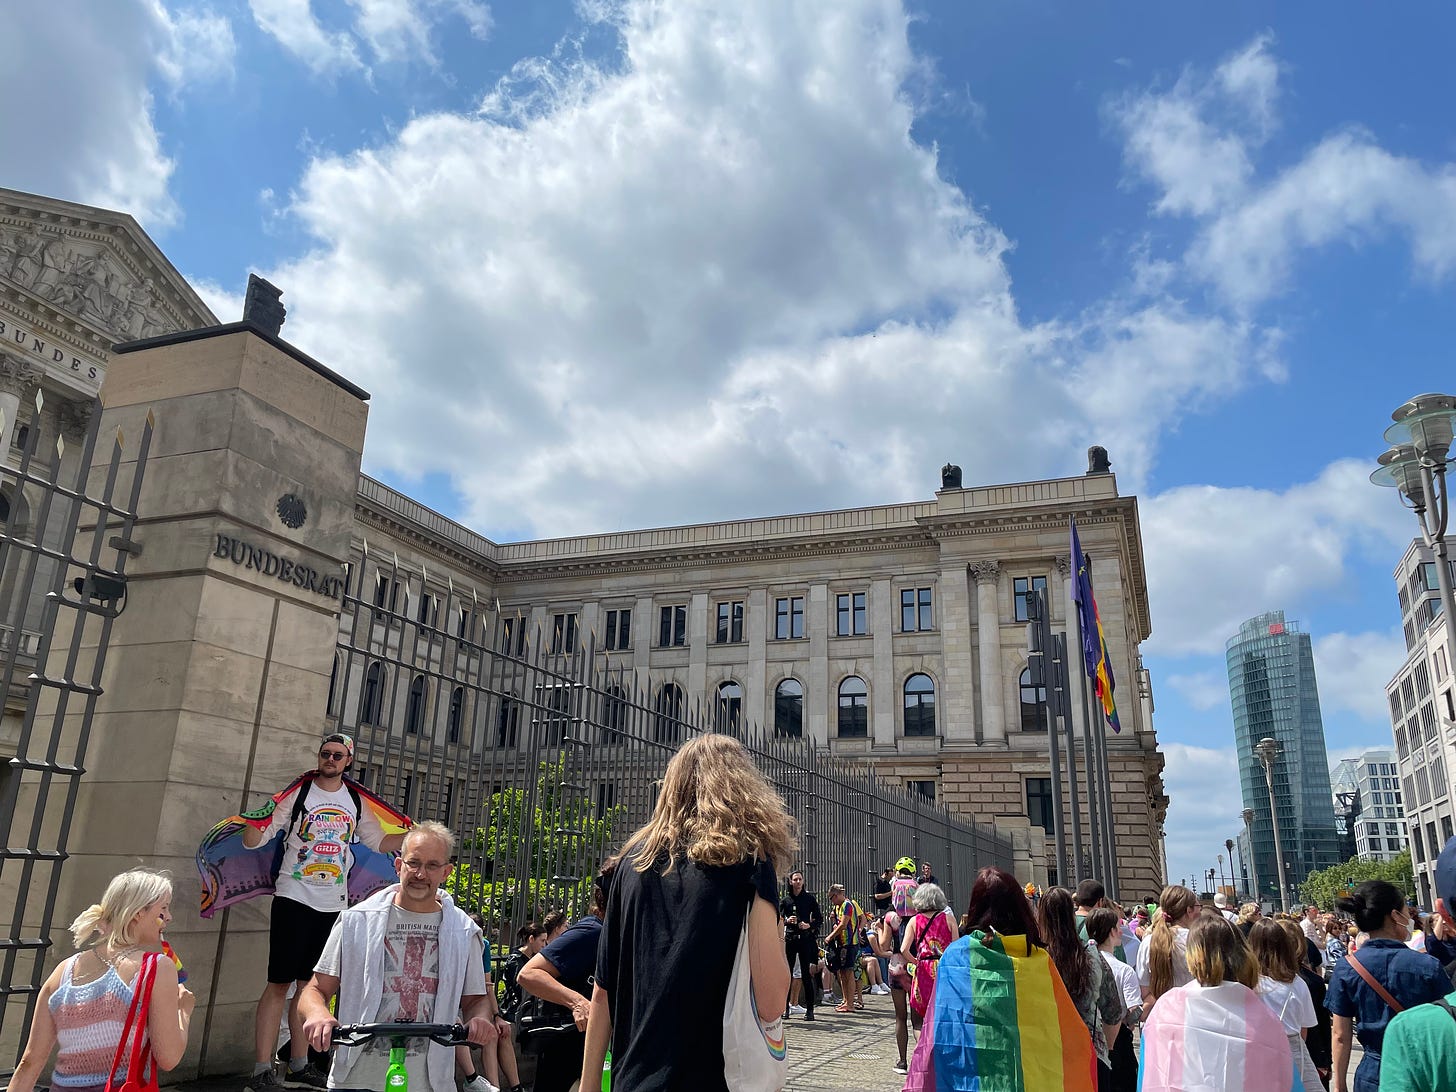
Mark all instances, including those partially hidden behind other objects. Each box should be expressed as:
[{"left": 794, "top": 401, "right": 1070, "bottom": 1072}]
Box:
[{"left": 11, "top": 729, "right": 1456, "bottom": 1092}]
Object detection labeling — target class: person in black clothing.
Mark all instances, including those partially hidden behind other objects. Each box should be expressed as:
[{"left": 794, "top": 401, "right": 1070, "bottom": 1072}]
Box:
[
  {"left": 1298, "top": 932, "right": 1333, "bottom": 1089},
  {"left": 781, "top": 870, "right": 822, "bottom": 1020},
  {"left": 919, "top": 861, "right": 938, "bottom": 887},
  {"left": 872, "top": 867, "right": 893, "bottom": 912}
]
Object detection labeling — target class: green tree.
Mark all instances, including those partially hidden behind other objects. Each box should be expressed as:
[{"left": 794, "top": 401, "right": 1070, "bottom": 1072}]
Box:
[
  {"left": 1299, "top": 850, "right": 1414, "bottom": 910},
  {"left": 445, "top": 756, "right": 621, "bottom": 935}
]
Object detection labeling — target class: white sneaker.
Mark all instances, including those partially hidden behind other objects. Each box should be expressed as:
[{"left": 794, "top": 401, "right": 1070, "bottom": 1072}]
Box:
[
  {"left": 463, "top": 1077, "right": 498, "bottom": 1092},
  {"left": 788, "top": 1004, "right": 807, "bottom": 1016},
  {"left": 873, "top": 984, "right": 890, "bottom": 995},
  {"left": 822, "top": 991, "right": 834, "bottom": 1003}
]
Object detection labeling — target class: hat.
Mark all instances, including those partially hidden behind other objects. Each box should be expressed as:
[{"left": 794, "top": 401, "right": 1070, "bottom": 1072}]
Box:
[
  {"left": 321, "top": 732, "right": 354, "bottom": 755},
  {"left": 1436, "top": 835, "right": 1456, "bottom": 923},
  {"left": 1213, "top": 892, "right": 1228, "bottom": 908},
  {"left": 895, "top": 856, "right": 915, "bottom": 874}
]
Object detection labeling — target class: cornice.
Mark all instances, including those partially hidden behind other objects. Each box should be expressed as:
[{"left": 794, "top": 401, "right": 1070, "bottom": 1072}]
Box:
[{"left": 355, "top": 503, "right": 501, "bottom": 582}]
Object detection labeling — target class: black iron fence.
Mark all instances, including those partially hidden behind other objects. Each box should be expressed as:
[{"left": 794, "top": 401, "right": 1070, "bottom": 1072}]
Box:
[{"left": 331, "top": 552, "right": 1015, "bottom": 943}]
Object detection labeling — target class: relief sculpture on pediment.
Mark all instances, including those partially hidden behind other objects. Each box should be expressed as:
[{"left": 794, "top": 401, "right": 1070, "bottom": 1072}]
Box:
[{"left": 0, "top": 224, "right": 176, "bottom": 340}]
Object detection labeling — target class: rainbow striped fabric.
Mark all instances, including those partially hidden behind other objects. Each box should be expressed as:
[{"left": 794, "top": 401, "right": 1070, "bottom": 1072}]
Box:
[
  {"left": 1138, "top": 980, "right": 1294, "bottom": 1092},
  {"left": 903, "top": 931, "right": 1096, "bottom": 1091}
]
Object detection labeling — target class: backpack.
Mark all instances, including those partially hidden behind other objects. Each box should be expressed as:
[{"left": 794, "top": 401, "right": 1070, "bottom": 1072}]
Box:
[
  {"left": 891, "top": 876, "right": 917, "bottom": 917},
  {"left": 498, "top": 949, "right": 528, "bottom": 1022}
]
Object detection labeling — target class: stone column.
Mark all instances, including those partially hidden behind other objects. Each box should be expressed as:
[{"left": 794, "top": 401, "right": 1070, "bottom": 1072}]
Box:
[
  {"left": 0, "top": 355, "right": 41, "bottom": 456},
  {"left": 870, "top": 578, "right": 896, "bottom": 751},
  {"left": 807, "top": 583, "right": 829, "bottom": 743},
  {"left": 55, "top": 325, "right": 369, "bottom": 1076},
  {"left": 969, "top": 560, "right": 1005, "bottom": 745}
]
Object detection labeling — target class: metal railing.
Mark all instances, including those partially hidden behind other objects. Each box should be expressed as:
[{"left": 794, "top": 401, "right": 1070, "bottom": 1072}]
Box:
[{"left": 331, "top": 557, "right": 1014, "bottom": 944}]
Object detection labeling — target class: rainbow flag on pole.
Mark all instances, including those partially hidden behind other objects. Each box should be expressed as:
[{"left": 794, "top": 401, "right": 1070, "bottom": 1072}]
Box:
[
  {"left": 1070, "top": 518, "right": 1121, "bottom": 733},
  {"left": 195, "top": 771, "right": 410, "bottom": 918},
  {"left": 904, "top": 931, "right": 1095, "bottom": 1091}
]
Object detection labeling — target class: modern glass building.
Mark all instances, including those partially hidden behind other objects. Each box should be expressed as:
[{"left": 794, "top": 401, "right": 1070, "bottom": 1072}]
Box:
[{"left": 1227, "top": 611, "right": 1342, "bottom": 907}]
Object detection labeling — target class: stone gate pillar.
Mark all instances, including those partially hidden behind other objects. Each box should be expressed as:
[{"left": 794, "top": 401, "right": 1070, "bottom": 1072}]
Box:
[{"left": 54, "top": 323, "right": 368, "bottom": 1078}]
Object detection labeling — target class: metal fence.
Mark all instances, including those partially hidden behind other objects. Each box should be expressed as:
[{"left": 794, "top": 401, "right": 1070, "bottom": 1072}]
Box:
[
  {"left": 330, "top": 552, "right": 1015, "bottom": 943},
  {"left": 0, "top": 396, "right": 154, "bottom": 1067}
]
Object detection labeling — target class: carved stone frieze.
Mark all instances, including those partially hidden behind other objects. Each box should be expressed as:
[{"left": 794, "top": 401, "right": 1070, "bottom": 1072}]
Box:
[
  {"left": 968, "top": 559, "right": 1001, "bottom": 585},
  {"left": 56, "top": 398, "right": 96, "bottom": 438},
  {"left": 1054, "top": 555, "right": 1071, "bottom": 578},
  {"left": 0, "top": 353, "right": 43, "bottom": 397}
]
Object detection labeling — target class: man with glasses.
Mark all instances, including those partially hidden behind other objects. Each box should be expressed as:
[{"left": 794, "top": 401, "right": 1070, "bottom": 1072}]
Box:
[
  {"left": 242, "top": 734, "right": 408, "bottom": 1092},
  {"left": 300, "top": 822, "right": 500, "bottom": 1092}
]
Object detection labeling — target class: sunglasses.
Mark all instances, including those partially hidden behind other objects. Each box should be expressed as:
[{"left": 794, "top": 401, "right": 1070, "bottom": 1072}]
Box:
[{"left": 319, "top": 749, "right": 350, "bottom": 761}]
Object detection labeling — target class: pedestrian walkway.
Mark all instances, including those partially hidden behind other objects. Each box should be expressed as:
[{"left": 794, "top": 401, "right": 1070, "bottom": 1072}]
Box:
[{"left": 785, "top": 992, "right": 905, "bottom": 1091}]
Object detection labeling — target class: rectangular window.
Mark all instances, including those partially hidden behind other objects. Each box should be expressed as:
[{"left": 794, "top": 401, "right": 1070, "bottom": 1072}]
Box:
[
  {"left": 715, "top": 601, "right": 745, "bottom": 644},
  {"left": 1013, "top": 575, "right": 1048, "bottom": 622},
  {"left": 417, "top": 591, "right": 438, "bottom": 627},
  {"left": 500, "top": 616, "right": 527, "bottom": 656},
  {"left": 1416, "top": 662, "right": 1432, "bottom": 697},
  {"left": 901, "top": 587, "right": 934, "bottom": 632},
  {"left": 658, "top": 604, "right": 687, "bottom": 647},
  {"left": 907, "top": 780, "right": 936, "bottom": 802},
  {"left": 1422, "top": 702, "right": 1438, "bottom": 741},
  {"left": 374, "top": 572, "right": 400, "bottom": 616},
  {"left": 1445, "top": 816, "right": 1455, "bottom": 843},
  {"left": 550, "top": 612, "right": 579, "bottom": 654},
  {"left": 1026, "top": 777, "right": 1053, "bottom": 832},
  {"left": 595, "top": 783, "right": 617, "bottom": 819},
  {"left": 774, "top": 596, "right": 805, "bottom": 640},
  {"left": 1430, "top": 822, "right": 1441, "bottom": 858},
  {"left": 1424, "top": 561, "right": 1441, "bottom": 591},
  {"left": 1414, "top": 826, "right": 1426, "bottom": 862},
  {"left": 1388, "top": 838, "right": 1403, "bottom": 852},
  {"left": 605, "top": 608, "right": 632, "bottom": 651},
  {"left": 836, "top": 592, "right": 867, "bottom": 636}
]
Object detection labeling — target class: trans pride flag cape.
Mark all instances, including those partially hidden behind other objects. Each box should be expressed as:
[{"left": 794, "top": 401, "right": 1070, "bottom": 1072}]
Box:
[
  {"left": 196, "top": 772, "right": 411, "bottom": 918},
  {"left": 1138, "top": 980, "right": 1294, "bottom": 1092},
  {"left": 903, "top": 931, "right": 1096, "bottom": 1092}
]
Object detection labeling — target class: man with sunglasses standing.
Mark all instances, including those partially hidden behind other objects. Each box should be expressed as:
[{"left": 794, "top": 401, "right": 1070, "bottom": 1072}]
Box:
[{"left": 242, "top": 734, "right": 408, "bottom": 1092}]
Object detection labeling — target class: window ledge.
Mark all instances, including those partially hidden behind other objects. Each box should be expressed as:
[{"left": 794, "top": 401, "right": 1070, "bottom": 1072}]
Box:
[
  {"left": 830, "top": 736, "right": 871, "bottom": 754},
  {"left": 898, "top": 735, "right": 943, "bottom": 754}
]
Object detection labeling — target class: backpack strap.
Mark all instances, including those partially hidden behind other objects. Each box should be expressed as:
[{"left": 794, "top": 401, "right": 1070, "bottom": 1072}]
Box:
[
  {"left": 1346, "top": 951, "right": 1404, "bottom": 1014},
  {"left": 1435, "top": 998, "right": 1456, "bottom": 1023},
  {"left": 346, "top": 784, "right": 362, "bottom": 840},
  {"left": 287, "top": 776, "right": 312, "bottom": 838}
]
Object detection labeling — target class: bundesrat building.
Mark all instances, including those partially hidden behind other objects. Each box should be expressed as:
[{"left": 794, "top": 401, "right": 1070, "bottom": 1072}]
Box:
[{"left": 0, "top": 188, "right": 1169, "bottom": 940}]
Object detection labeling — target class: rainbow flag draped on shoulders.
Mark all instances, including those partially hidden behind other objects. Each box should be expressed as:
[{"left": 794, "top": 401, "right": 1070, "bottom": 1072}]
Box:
[
  {"left": 196, "top": 771, "right": 411, "bottom": 918},
  {"left": 1070, "top": 518, "right": 1121, "bottom": 733},
  {"left": 903, "top": 931, "right": 1095, "bottom": 1092}
]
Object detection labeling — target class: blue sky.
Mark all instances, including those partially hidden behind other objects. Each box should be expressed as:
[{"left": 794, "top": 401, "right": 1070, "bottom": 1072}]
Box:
[{"left": 7, "top": 0, "right": 1454, "bottom": 894}]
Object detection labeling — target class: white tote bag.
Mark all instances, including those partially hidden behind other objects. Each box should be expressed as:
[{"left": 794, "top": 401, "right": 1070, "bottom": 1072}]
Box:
[{"left": 722, "top": 907, "right": 787, "bottom": 1091}]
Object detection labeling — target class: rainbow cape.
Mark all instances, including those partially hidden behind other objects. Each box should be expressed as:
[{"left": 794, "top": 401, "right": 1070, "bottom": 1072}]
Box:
[
  {"left": 196, "top": 772, "right": 411, "bottom": 918},
  {"left": 1138, "top": 980, "right": 1294, "bottom": 1092},
  {"left": 904, "top": 931, "right": 1096, "bottom": 1092}
]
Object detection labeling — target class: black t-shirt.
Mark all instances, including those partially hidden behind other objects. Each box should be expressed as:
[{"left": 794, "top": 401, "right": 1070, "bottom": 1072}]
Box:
[
  {"left": 780, "top": 889, "right": 821, "bottom": 939},
  {"left": 597, "top": 855, "right": 779, "bottom": 1092},
  {"left": 538, "top": 915, "right": 602, "bottom": 1018},
  {"left": 872, "top": 877, "right": 892, "bottom": 908}
]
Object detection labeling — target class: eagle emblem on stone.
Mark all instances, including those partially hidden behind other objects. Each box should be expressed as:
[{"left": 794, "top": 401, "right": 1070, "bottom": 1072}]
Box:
[{"left": 276, "top": 493, "right": 307, "bottom": 529}]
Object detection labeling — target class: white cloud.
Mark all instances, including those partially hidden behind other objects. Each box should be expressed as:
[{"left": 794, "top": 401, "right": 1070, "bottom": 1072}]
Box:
[
  {"left": 1142, "top": 459, "right": 1412, "bottom": 657},
  {"left": 262, "top": 0, "right": 1286, "bottom": 536},
  {"left": 0, "top": 0, "right": 231, "bottom": 230},
  {"left": 189, "top": 277, "right": 247, "bottom": 325},
  {"left": 349, "top": 0, "right": 492, "bottom": 66},
  {"left": 1161, "top": 743, "right": 1245, "bottom": 891},
  {"left": 249, "top": 0, "right": 365, "bottom": 76},
  {"left": 1313, "top": 629, "right": 1409, "bottom": 722},
  {"left": 1165, "top": 671, "right": 1227, "bottom": 712}
]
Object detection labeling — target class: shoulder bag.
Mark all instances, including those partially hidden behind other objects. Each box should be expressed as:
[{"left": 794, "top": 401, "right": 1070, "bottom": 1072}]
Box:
[
  {"left": 105, "top": 951, "right": 161, "bottom": 1092},
  {"left": 722, "top": 903, "right": 787, "bottom": 1091},
  {"left": 1345, "top": 951, "right": 1404, "bottom": 1013}
]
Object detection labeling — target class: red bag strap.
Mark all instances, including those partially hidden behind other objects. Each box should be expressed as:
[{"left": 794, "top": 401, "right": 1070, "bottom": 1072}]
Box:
[
  {"left": 1346, "top": 951, "right": 1404, "bottom": 1014},
  {"left": 105, "top": 952, "right": 155, "bottom": 1091}
]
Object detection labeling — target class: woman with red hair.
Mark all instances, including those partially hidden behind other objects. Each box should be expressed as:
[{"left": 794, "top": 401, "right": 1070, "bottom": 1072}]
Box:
[{"left": 903, "top": 868, "right": 1096, "bottom": 1091}]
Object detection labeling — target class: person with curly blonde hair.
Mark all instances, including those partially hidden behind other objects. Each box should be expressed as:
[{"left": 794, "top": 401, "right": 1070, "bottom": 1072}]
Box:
[{"left": 581, "top": 733, "right": 797, "bottom": 1091}]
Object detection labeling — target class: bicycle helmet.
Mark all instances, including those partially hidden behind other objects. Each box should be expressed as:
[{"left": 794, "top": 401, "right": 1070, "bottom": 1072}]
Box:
[{"left": 895, "top": 856, "right": 916, "bottom": 874}]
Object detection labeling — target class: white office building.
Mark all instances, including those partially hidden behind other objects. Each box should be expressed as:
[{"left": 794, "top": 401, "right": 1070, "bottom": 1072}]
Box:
[{"left": 1330, "top": 749, "right": 1406, "bottom": 862}]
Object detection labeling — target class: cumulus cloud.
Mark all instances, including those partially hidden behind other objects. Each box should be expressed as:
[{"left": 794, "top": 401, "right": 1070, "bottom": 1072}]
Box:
[
  {"left": 248, "top": 0, "right": 491, "bottom": 75},
  {"left": 249, "top": 0, "right": 365, "bottom": 76},
  {"left": 1165, "top": 671, "right": 1228, "bottom": 712},
  {"left": 1142, "top": 459, "right": 1411, "bottom": 657},
  {"left": 1313, "top": 628, "right": 1409, "bottom": 722},
  {"left": 263, "top": 0, "right": 1286, "bottom": 536},
  {"left": 1161, "top": 742, "right": 1245, "bottom": 889},
  {"left": 0, "top": 0, "right": 231, "bottom": 229}
]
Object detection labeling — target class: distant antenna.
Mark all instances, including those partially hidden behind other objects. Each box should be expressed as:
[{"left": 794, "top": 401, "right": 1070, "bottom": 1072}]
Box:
[{"left": 243, "top": 273, "right": 286, "bottom": 336}]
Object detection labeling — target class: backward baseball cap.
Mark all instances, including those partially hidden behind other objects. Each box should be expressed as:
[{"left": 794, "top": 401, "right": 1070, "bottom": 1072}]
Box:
[{"left": 1437, "top": 835, "right": 1456, "bottom": 924}]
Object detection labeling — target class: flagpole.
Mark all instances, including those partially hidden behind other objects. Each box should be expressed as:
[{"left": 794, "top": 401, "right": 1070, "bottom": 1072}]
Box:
[
  {"left": 1082, "top": 556, "right": 1120, "bottom": 899},
  {"left": 1072, "top": 585, "right": 1102, "bottom": 886},
  {"left": 1062, "top": 656, "right": 1085, "bottom": 883}
]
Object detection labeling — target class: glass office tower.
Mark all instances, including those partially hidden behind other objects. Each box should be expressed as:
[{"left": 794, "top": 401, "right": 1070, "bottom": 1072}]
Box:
[{"left": 1227, "top": 611, "right": 1342, "bottom": 906}]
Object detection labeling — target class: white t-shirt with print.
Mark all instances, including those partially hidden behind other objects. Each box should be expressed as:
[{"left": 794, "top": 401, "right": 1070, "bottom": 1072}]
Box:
[
  {"left": 262, "top": 781, "right": 386, "bottom": 911},
  {"left": 1101, "top": 949, "right": 1143, "bottom": 1019},
  {"left": 1255, "top": 974, "right": 1316, "bottom": 1035}
]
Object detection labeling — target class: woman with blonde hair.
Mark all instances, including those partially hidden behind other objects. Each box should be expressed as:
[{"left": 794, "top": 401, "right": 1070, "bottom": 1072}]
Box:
[
  {"left": 1249, "top": 919, "right": 1323, "bottom": 1092},
  {"left": 580, "top": 733, "right": 796, "bottom": 1091},
  {"left": 1135, "top": 885, "right": 1199, "bottom": 1012},
  {"left": 11, "top": 869, "right": 194, "bottom": 1092},
  {"left": 1140, "top": 913, "right": 1292, "bottom": 1091}
]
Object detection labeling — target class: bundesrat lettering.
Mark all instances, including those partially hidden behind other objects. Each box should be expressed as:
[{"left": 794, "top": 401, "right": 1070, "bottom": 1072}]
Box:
[
  {"left": 213, "top": 533, "right": 344, "bottom": 600},
  {"left": 0, "top": 320, "right": 100, "bottom": 380}
]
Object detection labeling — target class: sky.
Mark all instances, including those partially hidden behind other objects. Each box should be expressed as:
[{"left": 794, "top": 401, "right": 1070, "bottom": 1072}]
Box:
[{"left": 6, "top": 0, "right": 1454, "bottom": 895}]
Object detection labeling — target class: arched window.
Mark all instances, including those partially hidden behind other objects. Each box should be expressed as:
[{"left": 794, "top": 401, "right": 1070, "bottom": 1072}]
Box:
[
  {"left": 716, "top": 681, "right": 744, "bottom": 734},
  {"left": 404, "top": 675, "right": 427, "bottom": 734},
  {"left": 1020, "top": 667, "right": 1048, "bottom": 732},
  {"left": 655, "top": 683, "right": 684, "bottom": 744},
  {"left": 837, "top": 676, "right": 868, "bottom": 738},
  {"left": 904, "top": 673, "right": 936, "bottom": 737},
  {"left": 497, "top": 697, "right": 520, "bottom": 748},
  {"left": 774, "top": 679, "right": 804, "bottom": 738},
  {"left": 602, "top": 685, "right": 627, "bottom": 735},
  {"left": 361, "top": 662, "right": 385, "bottom": 725},
  {"left": 447, "top": 686, "right": 465, "bottom": 743}
]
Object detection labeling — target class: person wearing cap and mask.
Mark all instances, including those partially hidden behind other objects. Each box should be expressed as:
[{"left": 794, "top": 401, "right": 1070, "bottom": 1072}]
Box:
[
  {"left": 240, "top": 734, "right": 408, "bottom": 1092},
  {"left": 1378, "top": 836, "right": 1456, "bottom": 1092}
]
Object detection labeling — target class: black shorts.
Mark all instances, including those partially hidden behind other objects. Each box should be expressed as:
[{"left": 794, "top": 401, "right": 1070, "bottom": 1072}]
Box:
[
  {"left": 825, "top": 943, "right": 857, "bottom": 973},
  {"left": 268, "top": 896, "right": 339, "bottom": 984}
]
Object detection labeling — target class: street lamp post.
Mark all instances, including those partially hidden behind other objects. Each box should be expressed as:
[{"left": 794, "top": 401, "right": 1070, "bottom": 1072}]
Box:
[
  {"left": 1255, "top": 737, "right": 1290, "bottom": 914},
  {"left": 1224, "top": 838, "right": 1236, "bottom": 896},
  {"left": 1242, "top": 807, "right": 1260, "bottom": 906},
  {"left": 1372, "top": 394, "right": 1456, "bottom": 631}
]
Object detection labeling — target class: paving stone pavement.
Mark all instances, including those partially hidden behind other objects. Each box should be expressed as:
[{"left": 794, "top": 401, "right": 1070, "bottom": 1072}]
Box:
[{"left": 783, "top": 991, "right": 907, "bottom": 1092}]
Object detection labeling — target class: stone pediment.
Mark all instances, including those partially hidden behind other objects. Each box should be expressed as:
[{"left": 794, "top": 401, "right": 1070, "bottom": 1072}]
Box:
[{"left": 0, "top": 187, "right": 216, "bottom": 348}]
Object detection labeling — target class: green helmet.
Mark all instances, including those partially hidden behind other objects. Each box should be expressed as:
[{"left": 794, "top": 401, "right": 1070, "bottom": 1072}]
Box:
[{"left": 895, "top": 856, "right": 916, "bottom": 874}]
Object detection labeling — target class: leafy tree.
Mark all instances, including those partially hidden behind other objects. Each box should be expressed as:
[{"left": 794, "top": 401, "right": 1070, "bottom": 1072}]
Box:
[
  {"left": 1299, "top": 850, "right": 1414, "bottom": 910},
  {"left": 445, "top": 756, "right": 621, "bottom": 938}
]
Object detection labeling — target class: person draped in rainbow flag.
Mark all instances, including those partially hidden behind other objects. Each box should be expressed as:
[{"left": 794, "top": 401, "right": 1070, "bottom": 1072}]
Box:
[{"left": 904, "top": 867, "right": 1096, "bottom": 1092}]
